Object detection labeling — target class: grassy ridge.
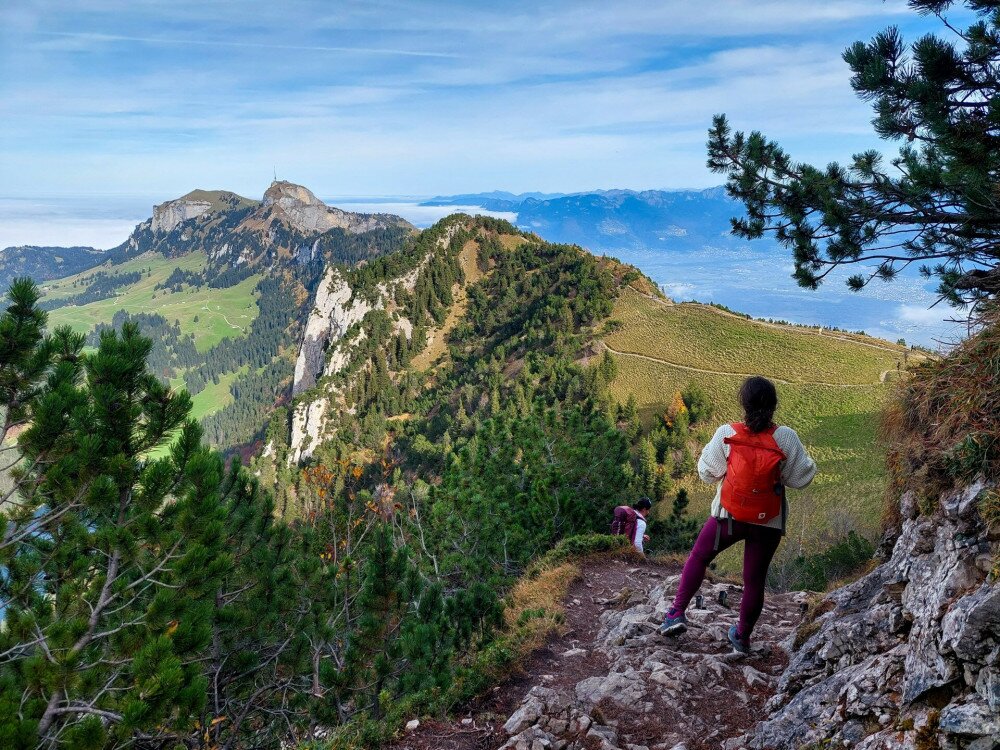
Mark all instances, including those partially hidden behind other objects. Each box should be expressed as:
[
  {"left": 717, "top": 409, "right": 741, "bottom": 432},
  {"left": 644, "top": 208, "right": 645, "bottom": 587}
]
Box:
[
  {"left": 41, "top": 252, "right": 261, "bottom": 352},
  {"left": 605, "top": 289, "right": 906, "bottom": 385},
  {"left": 605, "top": 288, "right": 914, "bottom": 554}
]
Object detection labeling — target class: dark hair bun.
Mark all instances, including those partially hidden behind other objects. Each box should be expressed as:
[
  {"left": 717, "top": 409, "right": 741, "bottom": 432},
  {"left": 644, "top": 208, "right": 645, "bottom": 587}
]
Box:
[{"left": 739, "top": 376, "right": 778, "bottom": 433}]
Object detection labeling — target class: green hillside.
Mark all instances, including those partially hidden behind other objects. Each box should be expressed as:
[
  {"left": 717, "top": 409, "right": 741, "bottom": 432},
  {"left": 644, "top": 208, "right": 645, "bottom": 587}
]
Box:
[
  {"left": 41, "top": 251, "right": 260, "bottom": 351},
  {"left": 603, "top": 288, "right": 922, "bottom": 556},
  {"left": 30, "top": 225, "right": 913, "bottom": 557},
  {"left": 3, "top": 212, "right": 939, "bottom": 750}
]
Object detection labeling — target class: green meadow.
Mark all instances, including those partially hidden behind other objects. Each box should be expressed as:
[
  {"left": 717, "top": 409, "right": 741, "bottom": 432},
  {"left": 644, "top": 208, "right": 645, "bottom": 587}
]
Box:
[{"left": 41, "top": 251, "right": 261, "bottom": 352}]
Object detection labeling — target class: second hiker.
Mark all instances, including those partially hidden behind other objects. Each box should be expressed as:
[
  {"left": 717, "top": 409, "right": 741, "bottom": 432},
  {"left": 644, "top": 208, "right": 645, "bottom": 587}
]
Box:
[
  {"left": 659, "top": 375, "right": 816, "bottom": 654},
  {"left": 611, "top": 497, "right": 652, "bottom": 554}
]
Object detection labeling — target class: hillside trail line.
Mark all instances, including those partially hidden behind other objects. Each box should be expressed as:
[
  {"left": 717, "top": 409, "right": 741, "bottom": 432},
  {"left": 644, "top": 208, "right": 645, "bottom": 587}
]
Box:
[
  {"left": 391, "top": 557, "right": 806, "bottom": 750},
  {"left": 601, "top": 342, "right": 884, "bottom": 388},
  {"left": 626, "top": 288, "right": 908, "bottom": 356}
]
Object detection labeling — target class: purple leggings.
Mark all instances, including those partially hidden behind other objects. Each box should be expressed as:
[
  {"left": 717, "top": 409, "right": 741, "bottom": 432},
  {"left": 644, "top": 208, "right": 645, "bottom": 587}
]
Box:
[{"left": 671, "top": 516, "right": 782, "bottom": 641}]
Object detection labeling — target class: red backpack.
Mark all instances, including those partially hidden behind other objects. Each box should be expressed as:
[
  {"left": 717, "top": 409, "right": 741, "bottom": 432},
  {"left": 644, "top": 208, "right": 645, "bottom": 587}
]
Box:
[
  {"left": 721, "top": 423, "right": 786, "bottom": 524},
  {"left": 610, "top": 506, "right": 638, "bottom": 542}
]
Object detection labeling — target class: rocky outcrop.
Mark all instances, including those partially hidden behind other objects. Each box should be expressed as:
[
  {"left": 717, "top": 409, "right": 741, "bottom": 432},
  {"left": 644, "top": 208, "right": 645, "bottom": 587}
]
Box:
[
  {"left": 292, "top": 268, "right": 372, "bottom": 396},
  {"left": 288, "top": 268, "right": 376, "bottom": 463},
  {"left": 739, "top": 480, "right": 998, "bottom": 750},
  {"left": 289, "top": 397, "right": 329, "bottom": 465},
  {"left": 151, "top": 197, "right": 213, "bottom": 234},
  {"left": 124, "top": 183, "right": 411, "bottom": 271},
  {"left": 284, "top": 222, "right": 464, "bottom": 465},
  {"left": 261, "top": 181, "right": 408, "bottom": 235},
  {"left": 500, "top": 575, "right": 805, "bottom": 750}
]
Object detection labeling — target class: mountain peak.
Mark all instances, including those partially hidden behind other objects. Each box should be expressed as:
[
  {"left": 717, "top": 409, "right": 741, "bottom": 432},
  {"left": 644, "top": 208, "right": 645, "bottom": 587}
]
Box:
[
  {"left": 258, "top": 180, "right": 409, "bottom": 235},
  {"left": 262, "top": 180, "right": 325, "bottom": 210},
  {"left": 152, "top": 189, "right": 257, "bottom": 233}
]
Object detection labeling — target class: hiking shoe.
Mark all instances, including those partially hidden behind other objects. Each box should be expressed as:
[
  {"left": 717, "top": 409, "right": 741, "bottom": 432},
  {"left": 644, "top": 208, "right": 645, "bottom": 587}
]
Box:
[
  {"left": 659, "top": 608, "right": 687, "bottom": 636},
  {"left": 728, "top": 625, "right": 750, "bottom": 655}
]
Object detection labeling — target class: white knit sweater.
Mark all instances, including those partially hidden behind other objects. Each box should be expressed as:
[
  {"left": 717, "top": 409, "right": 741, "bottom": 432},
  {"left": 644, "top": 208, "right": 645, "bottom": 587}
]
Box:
[{"left": 698, "top": 423, "right": 817, "bottom": 530}]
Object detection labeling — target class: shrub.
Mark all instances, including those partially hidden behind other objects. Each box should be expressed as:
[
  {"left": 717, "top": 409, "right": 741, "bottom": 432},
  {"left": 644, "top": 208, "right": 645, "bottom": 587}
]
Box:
[
  {"left": 531, "top": 533, "right": 632, "bottom": 570},
  {"left": 882, "top": 305, "right": 1000, "bottom": 510},
  {"left": 770, "top": 531, "right": 875, "bottom": 592}
]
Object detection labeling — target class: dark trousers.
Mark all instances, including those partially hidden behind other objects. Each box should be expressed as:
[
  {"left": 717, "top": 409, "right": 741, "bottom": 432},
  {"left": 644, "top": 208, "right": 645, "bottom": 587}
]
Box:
[{"left": 671, "top": 516, "right": 782, "bottom": 641}]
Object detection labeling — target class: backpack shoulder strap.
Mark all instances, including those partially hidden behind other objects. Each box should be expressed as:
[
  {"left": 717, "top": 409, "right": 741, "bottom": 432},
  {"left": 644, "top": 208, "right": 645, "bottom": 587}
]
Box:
[{"left": 723, "top": 422, "right": 744, "bottom": 445}]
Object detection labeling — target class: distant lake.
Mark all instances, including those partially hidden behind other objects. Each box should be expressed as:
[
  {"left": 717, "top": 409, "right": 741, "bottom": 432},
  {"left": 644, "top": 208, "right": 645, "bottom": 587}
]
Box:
[{"left": 1, "top": 195, "right": 965, "bottom": 349}]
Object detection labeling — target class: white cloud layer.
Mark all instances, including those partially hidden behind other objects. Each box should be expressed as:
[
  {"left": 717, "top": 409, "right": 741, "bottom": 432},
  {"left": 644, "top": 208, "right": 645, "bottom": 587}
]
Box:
[{"left": 0, "top": 1, "right": 959, "bottom": 198}]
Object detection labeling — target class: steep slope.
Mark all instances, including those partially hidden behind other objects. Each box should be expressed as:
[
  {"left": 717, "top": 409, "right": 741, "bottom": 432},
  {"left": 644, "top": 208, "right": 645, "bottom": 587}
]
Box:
[
  {"left": 739, "top": 317, "right": 1000, "bottom": 749},
  {"left": 115, "top": 180, "right": 413, "bottom": 272},
  {"left": 150, "top": 188, "right": 258, "bottom": 233},
  {"left": 32, "top": 181, "right": 416, "bottom": 448},
  {"left": 740, "top": 480, "right": 998, "bottom": 749},
  {"left": 265, "top": 213, "right": 917, "bottom": 560},
  {"left": 394, "top": 481, "right": 997, "bottom": 750},
  {"left": 287, "top": 220, "right": 461, "bottom": 462}
]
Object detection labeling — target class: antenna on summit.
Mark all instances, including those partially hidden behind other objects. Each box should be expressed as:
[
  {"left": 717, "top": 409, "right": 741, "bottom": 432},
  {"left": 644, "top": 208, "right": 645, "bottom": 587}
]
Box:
[{"left": 273, "top": 167, "right": 277, "bottom": 182}]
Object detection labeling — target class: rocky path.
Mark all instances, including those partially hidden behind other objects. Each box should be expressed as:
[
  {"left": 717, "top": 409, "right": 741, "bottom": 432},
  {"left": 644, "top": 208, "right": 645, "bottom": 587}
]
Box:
[{"left": 394, "top": 558, "right": 809, "bottom": 750}]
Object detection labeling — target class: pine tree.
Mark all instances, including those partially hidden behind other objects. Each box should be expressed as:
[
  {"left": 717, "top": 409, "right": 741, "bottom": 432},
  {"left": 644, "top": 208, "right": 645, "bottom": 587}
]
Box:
[
  {"left": 654, "top": 465, "right": 673, "bottom": 503},
  {"left": 0, "top": 284, "right": 232, "bottom": 748},
  {"left": 707, "top": 2, "right": 1000, "bottom": 304},
  {"left": 675, "top": 444, "right": 697, "bottom": 478},
  {"left": 639, "top": 437, "right": 659, "bottom": 498},
  {"left": 681, "top": 383, "right": 712, "bottom": 425},
  {"left": 339, "top": 524, "right": 418, "bottom": 720}
]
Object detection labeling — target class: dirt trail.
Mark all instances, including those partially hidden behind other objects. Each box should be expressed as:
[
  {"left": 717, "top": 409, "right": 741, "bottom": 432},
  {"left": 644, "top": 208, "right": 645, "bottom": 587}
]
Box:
[
  {"left": 626, "top": 288, "right": 909, "bottom": 356},
  {"left": 392, "top": 558, "right": 807, "bottom": 750},
  {"left": 601, "top": 342, "right": 883, "bottom": 388}
]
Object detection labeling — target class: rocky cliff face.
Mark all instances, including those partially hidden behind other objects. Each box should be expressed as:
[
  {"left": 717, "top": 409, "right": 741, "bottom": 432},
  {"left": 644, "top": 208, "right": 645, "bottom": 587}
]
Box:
[
  {"left": 151, "top": 189, "right": 257, "bottom": 233},
  {"left": 260, "top": 181, "right": 409, "bottom": 235},
  {"left": 292, "top": 267, "right": 372, "bottom": 397},
  {"left": 117, "top": 183, "right": 413, "bottom": 272},
  {"left": 287, "top": 223, "right": 460, "bottom": 464},
  {"left": 739, "top": 480, "right": 998, "bottom": 750},
  {"left": 151, "top": 197, "right": 214, "bottom": 234}
]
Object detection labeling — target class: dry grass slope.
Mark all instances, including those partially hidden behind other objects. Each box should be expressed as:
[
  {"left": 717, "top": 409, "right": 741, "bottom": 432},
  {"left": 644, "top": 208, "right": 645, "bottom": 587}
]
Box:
[
  {"left": 605, "top": 288, "right": 924, "bottom": 556},
  {"left": 411, "top": 238, "right": 487, "bottom": 371}
]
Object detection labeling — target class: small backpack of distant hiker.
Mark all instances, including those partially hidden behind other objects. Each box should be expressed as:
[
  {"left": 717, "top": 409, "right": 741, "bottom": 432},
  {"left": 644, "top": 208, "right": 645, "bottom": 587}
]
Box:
[
  {"left": 611, "top": 505, "right": 638, "bottom": 542},
  {"left": 720, "top": 423, "right": 786, "bottom": 524}
]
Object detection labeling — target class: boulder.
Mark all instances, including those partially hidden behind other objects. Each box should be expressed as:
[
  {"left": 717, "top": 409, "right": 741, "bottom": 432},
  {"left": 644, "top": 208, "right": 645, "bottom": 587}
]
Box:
[
  {"left": 939, "top": 695, "right": 1000, "bottom": 739},
  {"left": 743, "top": 481, "right": 997, "bottom": 749}
]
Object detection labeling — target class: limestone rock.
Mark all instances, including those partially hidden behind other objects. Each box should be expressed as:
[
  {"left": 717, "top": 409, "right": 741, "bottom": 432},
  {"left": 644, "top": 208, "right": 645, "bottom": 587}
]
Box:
[
  {"left": 151, "top": 197, "right": 213, "bottom": 234},
  {"left": 744, "top": 481, "right": 998, "bottom": 749},
  {"left": 291, "top": 267, "right": 372, "bottom": 396},
  {"left": 262, "top": 180, "right": 407, "bottom": 235},
  {"left": 939, "top": 695, "right": 1000, "bottom": 739}
]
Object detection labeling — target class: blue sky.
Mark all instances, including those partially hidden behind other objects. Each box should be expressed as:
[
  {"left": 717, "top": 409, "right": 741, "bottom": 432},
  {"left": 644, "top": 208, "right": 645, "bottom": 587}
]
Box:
[{"left": 0, "top": 1, "right": 952, "bottom": 202}]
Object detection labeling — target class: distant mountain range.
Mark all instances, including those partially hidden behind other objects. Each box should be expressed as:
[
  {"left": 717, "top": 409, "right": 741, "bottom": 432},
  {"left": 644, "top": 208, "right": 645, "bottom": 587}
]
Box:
[
  {"left": 0, "top": 182, "right": 412, "bottom": 293},
  {"left": 421, "top": 187, "right": 745, "bottom": 252},
  {"left": 0, "top": 245, "right": 106, "bottom": 287},
  {"left": 0, "top": 186, "right": 751, "bottom": 292}
]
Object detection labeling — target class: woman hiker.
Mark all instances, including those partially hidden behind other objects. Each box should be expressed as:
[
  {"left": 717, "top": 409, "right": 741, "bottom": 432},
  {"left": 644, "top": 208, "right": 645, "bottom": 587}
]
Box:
[{"left": 659, "top": 376, "right": 816, "bottom": 655}]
